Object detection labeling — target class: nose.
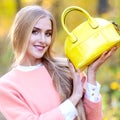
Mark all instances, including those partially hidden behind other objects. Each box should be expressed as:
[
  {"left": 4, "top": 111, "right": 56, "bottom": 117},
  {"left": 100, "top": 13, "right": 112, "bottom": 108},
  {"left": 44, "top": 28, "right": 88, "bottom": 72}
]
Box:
[{"left": 39, "top": 33, "right": 46, "bottom": 43}]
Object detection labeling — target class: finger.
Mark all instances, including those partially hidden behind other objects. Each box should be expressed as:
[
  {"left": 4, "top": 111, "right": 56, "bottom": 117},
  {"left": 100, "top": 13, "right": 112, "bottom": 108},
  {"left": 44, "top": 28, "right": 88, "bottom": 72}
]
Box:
[
  {"left": 101, "top": 46, "right": 118, "bottom": 59},
  {"left": 108, "top": 46, "right": 118, "bottom": 55},
  {"left": 68, "top": 60, "right": 75, "bottom": 73},
  {"left": 68, "top": 60, "right": 77, "bottom": 78},
  {"left": 88, "top": 46, "right": 118, "bottom": 71},
  {"left": 75, "top": 69, "right": 81, "bottom": 80},
  {"left": 79, "top": 79, "right": 84, "bottom": 91}
]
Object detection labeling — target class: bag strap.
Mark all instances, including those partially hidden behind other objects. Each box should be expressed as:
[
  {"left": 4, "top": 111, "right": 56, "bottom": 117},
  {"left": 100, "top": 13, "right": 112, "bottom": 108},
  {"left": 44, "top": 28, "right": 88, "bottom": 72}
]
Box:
[{"left": 61, "top": 6, "right": 98, "bottom": 43}]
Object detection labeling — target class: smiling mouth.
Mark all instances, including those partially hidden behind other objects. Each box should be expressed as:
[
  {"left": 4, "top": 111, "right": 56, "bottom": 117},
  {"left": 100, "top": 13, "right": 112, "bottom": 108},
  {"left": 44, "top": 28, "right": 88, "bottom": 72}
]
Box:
[{"left": 34, "top": 45, "right": 46, "bottom": 51}]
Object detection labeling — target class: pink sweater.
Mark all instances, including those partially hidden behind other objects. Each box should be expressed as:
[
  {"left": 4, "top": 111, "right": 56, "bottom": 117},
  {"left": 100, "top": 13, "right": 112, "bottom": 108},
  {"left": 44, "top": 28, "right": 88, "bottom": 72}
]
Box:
[{"left": 0, "top": 65, "right": 102, "bottom": 120}]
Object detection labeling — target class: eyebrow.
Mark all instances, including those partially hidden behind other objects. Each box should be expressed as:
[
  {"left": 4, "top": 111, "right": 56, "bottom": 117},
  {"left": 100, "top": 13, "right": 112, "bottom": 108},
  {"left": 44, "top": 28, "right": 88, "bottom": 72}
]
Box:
[
  {"left": 33, "top": 27, "right": 52, "bottom": 31},
  {"left": 33, "top": 27, "right": 41, "bottom": 31}
]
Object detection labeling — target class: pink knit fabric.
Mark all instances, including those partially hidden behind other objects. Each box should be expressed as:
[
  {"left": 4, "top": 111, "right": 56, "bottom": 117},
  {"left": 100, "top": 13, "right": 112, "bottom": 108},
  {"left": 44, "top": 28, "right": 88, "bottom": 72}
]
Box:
[{"left": 0, "top": 65, "right": 102, "bottom": 120}]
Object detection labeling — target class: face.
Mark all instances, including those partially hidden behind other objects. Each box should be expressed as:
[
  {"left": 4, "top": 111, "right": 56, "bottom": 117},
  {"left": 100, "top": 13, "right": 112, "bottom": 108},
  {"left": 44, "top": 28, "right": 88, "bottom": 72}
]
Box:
[{"left": 24, "top": 17, "right": 52, "bottom": 65}]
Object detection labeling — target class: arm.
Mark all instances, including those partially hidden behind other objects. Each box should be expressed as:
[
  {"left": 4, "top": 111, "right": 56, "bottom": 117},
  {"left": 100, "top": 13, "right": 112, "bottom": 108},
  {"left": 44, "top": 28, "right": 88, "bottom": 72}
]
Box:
[
  {"left": 67, "top": 47, "right": 117, "bottom": 120},
  {"left": 83, "top": 82, "right": 103, "bottom": 120},
  {"left": 83, "top": 96, "right": 102, "bottom": 120},
  {"left": 83, "top": 46, "right": 117, "bottom": 120},
  {"left": 0, "top": 78, "right": 79, "bottom": 120},
  {"left": 0, "top": 84, "right": 64, "bottom": 120}
]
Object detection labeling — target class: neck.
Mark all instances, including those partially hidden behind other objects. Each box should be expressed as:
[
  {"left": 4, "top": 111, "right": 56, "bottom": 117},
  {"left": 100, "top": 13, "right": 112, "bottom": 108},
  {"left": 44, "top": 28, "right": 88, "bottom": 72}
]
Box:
[{"left": 20, "top": 58, "right": 42, "bottom": 66}]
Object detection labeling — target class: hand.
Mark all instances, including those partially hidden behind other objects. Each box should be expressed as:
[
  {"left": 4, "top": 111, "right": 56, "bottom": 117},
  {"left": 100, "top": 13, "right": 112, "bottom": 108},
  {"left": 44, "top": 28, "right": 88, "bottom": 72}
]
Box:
[
  {"left": 68, "top": 60, "right": 85, "bottom": 106},
  {"left": 87, "top": 46, "right": 118, "bottom": 85}
]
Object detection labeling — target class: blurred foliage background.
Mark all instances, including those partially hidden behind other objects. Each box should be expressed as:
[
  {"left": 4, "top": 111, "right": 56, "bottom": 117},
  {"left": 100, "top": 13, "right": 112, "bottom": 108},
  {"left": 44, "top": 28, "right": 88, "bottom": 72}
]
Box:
[{"left": 0, "top": 0, "right": 120, "bottom": 119}]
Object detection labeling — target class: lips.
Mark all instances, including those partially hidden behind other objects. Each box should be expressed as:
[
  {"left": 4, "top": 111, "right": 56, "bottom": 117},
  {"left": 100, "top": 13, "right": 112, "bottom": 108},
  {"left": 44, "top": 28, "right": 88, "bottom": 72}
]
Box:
[{"left": 34, "top": 45, "right": 46, "bottom": 51}]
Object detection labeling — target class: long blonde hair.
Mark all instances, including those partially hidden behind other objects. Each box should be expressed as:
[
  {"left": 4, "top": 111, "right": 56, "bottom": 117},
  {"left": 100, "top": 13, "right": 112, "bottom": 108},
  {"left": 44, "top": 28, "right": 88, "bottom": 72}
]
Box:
[{"left": 9, "top": 5, "right": 86, "bottom": 120}]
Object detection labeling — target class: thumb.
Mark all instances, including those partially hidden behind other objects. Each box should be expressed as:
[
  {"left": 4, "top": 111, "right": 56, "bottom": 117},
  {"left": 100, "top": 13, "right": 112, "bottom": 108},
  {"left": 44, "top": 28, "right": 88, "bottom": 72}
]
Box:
[
  {"left": 81, "top": 76, "right": 86, "bottom": 89},
  {"left": 81, "top": 76, "right": 86, "bottom": 83}
]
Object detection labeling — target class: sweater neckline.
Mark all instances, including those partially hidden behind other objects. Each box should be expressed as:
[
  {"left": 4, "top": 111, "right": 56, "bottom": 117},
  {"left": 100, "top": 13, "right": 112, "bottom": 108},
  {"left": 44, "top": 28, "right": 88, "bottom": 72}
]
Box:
[{"left": 16, "top": 63, "right": 43, "bottom": 72}]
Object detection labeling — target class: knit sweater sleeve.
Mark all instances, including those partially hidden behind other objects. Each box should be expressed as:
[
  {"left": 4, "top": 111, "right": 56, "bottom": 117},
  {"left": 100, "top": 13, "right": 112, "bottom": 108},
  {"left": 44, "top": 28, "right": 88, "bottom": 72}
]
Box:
[
  {"left": 0, "top": 81, "right": 64, "bottom": 120},
  {"left": 82, "top": 72, "right": 103, "bottom": 120},
  {"left": 83, "top": 97, "right": 103, "bottom": 120}
]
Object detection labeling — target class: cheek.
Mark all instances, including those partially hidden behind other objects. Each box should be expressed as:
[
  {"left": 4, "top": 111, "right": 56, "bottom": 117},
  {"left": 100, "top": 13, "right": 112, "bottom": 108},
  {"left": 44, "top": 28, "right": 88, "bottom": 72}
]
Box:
[
  {"left": 46, "top": 37, "right": 52, "bottom": 46},
  {"left": 48, "top": 39, "right": 52, "bottom": 45},
  {"left": 30, "top": 35, "right": 36, "bottom": 43}
]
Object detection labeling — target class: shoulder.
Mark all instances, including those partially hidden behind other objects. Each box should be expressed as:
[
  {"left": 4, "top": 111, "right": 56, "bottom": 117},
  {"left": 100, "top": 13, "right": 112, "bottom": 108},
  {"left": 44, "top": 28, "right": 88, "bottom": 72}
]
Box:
[
  {"left": 0, "top": 69, "right": 15, "bottom": 87},
  {"left": 0, "top": 69, "right": 21, "bottom": 99},
  {"left": 0, "top": 72, "right": 10, "bottom": 82}
]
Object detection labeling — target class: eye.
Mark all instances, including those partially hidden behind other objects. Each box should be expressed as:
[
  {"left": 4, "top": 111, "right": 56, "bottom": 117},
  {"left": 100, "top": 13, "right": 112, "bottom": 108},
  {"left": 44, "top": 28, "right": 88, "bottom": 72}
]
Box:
[
  {"left": 45, "top": 31, "right": 52, "bottom": 37},
  {"left": 32, "top": 30, "right": 39, "bottom": 35}
]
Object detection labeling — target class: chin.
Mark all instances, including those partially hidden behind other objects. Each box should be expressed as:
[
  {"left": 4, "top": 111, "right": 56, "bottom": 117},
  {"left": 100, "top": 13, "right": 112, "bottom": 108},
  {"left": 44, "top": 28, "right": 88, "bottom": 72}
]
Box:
[{"left": 34, "top": 54, "right": 44, "bottom": 59}]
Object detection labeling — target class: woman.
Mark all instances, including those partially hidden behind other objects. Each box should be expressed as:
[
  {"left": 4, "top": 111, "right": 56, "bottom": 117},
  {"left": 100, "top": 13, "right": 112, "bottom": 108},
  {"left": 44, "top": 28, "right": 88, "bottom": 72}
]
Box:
[{"left": 0, "top": 5, "right": 118, "bottom": 120}]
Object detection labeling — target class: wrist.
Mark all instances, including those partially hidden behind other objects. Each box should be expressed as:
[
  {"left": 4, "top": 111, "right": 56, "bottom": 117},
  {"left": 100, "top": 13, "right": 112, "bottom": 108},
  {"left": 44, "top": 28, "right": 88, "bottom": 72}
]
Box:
[
  {"left": 87, "top": 71, "right": 97, "bottom": 85},
  {"left": 69, "top": 95, "right": 80, "bottom": 106}
]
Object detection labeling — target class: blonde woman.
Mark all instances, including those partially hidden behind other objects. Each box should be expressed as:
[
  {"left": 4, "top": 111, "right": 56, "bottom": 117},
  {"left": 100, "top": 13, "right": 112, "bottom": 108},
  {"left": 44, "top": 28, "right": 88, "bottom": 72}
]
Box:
[{"left": 0, "top": 5, "right": 117, "bottom": 120}]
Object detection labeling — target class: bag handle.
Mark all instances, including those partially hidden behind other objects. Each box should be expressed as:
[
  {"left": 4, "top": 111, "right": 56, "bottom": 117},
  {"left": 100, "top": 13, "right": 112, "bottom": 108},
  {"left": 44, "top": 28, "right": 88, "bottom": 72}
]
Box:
[{"left": 61, "top": 6, "right": 98, "bottom": 43}]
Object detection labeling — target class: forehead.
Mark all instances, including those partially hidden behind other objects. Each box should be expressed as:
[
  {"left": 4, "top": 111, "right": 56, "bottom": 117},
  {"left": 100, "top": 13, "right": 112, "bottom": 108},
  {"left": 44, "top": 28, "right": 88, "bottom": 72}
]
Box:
[{"left": 34, "top": 17, "right": 52, "bottom": 30}]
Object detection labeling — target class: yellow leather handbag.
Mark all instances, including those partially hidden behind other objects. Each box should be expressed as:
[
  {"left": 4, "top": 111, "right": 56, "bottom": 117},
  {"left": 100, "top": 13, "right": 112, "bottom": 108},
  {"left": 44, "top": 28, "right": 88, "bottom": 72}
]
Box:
[{"left": 61, "top": 6, "right": 120, "bottom": 70}]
